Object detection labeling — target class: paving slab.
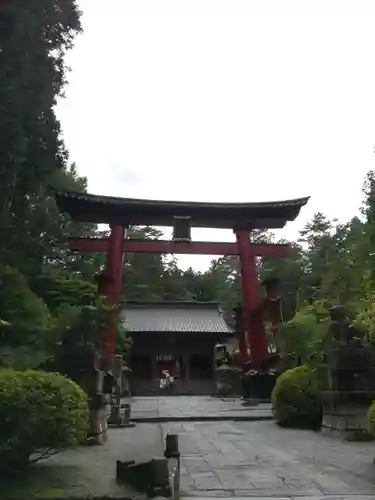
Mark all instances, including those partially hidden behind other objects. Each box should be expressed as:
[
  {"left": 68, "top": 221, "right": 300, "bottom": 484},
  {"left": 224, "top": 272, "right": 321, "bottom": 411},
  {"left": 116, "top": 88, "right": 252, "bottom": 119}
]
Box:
[
  {"left": 126, "top": 395, "right": 273, "bottom": 422},
  {"left": 2, "top": 423, "right": 164, "bottom": 499},
  {"left": 182, "top": 497, "right": 375, "bottom": 500},
  {"left": 161, "top": 419, "right": 375, "bottom": 498}
]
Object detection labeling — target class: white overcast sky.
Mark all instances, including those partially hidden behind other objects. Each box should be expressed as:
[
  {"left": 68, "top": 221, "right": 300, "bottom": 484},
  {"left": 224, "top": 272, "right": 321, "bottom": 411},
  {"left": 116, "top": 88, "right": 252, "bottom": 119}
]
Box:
[{"left": 56, "top": 0, "right": 375, "bottom": 270}]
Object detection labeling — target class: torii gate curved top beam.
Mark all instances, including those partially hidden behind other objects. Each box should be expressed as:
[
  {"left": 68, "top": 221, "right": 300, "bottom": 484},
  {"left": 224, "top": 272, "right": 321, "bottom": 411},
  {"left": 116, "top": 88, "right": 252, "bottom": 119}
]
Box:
[{"left": 53, "top": 189, "right": 309, "bottom": 229}]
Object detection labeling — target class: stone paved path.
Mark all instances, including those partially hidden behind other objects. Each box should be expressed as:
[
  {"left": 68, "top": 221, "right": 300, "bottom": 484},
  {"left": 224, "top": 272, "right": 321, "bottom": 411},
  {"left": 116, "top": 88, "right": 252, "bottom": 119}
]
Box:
[
  {"left": 127, "top": 395, "right": 272, "bottom": 421},
  {"left": 161, "top": 420, "right": 375, "bottom": 498},
  {"left": 5, "top": 396, "right": 375, "bottom": 499},
  {"left": 3, "top": 424, "right": 164, "bottom": 499}
]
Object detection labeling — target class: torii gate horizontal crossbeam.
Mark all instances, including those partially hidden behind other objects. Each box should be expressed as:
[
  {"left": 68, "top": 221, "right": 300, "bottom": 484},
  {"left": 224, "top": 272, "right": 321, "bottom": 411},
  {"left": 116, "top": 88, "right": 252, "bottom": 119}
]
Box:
[{"left": 69, "top": 237, "right": 290, "bottom": 257}]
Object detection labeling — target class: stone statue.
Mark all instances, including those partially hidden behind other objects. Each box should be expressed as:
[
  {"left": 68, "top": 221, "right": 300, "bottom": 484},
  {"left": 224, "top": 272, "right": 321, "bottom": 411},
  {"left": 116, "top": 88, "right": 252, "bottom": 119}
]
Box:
[
  {"left": 321, "top": 304, "right": 375, "bottom": 440},
  {"left": 328, "top": 305, "right": 361, "bottom": 344},
  {"left": 327, "top": 305, "right": 375, "bottom": 391}
]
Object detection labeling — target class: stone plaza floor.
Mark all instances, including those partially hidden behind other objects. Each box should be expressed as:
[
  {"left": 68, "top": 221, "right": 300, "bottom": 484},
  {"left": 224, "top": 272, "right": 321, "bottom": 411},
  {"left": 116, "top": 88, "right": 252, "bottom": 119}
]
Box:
[
  {"left": 2, "top": 423, "right": 164, "bottom": 499},
  {"left": 127, "top": 395, "right": 273, "bottom": 421},
  {"left": 161, "top": 418, "right": 375, "bottom": 499}
]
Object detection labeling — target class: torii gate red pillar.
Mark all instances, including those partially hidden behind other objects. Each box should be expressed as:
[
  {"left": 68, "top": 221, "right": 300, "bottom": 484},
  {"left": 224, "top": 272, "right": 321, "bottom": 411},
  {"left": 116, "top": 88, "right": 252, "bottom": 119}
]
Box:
[
  {"left": 98, "top": 224, "right": 126, "bottom": 370},
  {"left": 235, "top": 229, "right": 269, "bottom": 369}
]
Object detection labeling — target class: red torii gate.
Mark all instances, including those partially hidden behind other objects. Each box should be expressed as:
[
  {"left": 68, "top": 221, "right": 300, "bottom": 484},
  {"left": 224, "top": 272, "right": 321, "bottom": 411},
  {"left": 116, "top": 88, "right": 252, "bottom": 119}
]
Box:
[{"left": 54, "top": 190, "right": 309, "bottom": 371}]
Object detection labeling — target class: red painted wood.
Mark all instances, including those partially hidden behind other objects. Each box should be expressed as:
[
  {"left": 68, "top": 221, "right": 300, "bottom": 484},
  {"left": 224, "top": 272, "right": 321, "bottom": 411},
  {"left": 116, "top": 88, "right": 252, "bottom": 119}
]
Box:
[
  {"left": 235, "top": 230, "right": 270, "bottom": 368},
  {"left": 69, "top": 237, "right": 290, "bottom": 257},
  {"left": 100, "top": 225, "right": 125, "bottom": 369}
]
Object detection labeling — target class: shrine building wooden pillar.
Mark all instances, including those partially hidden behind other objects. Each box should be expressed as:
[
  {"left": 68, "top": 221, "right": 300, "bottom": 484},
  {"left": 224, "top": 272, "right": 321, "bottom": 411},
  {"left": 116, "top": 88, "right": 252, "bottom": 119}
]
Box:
[
  {"left": 99, "top": 224, "right": 126, "bottom": 370},
  {"left": 183, "top": 354, "right": 190, "bottom": 381},
  {"left": 235, "top": 229, "right": 269, "bottom": 369}
]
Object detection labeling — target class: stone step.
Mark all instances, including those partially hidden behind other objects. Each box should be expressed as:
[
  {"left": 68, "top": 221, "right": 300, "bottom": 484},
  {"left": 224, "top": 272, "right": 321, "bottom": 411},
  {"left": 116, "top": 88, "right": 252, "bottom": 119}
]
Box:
[{"left": 132, "top": 379, "right": 216, "bottom": 396}]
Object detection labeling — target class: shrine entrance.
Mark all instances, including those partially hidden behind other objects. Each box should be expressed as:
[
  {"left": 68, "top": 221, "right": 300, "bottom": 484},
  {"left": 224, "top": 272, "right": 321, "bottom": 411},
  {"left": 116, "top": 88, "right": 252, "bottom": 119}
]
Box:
[
  {"left": 122, "top": 301, "right": 231, "bottom": 395},
  {"left": 155, "top": 354, "right": 178, "bottom": 377},
  {"left": 55, "top": 190, "right": 309, "bottom": 372},
  {"left": 189, "top": 354, "right": 213, "bottom": 379}
]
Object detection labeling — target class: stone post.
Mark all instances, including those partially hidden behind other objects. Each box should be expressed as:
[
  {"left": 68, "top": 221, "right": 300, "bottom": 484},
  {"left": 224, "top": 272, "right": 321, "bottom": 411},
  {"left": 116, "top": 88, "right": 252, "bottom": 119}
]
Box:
[
  {"left": 79, "top": 349, "right": 108, "bottom": 445},
  {"left": 151, "top": 457, "right": 172, "bottom": 498},
  {"left": 108, "top": 355, "right": 123, "bottom": 426},
  {"left": 164, "top": 434, "right": 179, "bottom": 458},
  {"left": 121, "top": 402, "right": 136, "bottom": 427}
]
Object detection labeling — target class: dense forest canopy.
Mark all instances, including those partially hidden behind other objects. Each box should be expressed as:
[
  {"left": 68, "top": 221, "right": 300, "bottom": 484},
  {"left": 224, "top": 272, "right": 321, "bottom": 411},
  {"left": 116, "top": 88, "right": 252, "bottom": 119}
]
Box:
[{"left": 1, "top": 0, "right": 375, "bottom": 368}]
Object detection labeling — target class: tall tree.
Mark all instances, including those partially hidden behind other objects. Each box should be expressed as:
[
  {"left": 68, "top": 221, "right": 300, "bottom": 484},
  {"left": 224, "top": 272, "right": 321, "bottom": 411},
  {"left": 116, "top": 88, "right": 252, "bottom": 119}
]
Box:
[
  {"left": 261, "top": 241, "right": 306, "bottom": 321},
  {"left": 122, "top": 227, "right": 166, "bottom": 301},
  {"left": 0, "top": 0, "right": 82, "bottom": 274},
  {"left": 1, "top": 164, "right": 101, "bottom": 279}
]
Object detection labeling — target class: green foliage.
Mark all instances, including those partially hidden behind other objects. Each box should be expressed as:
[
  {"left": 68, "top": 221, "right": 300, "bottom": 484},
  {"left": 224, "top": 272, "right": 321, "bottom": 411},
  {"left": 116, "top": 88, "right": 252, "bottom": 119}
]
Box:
[
  {"left": 271, "top": 365, "right": 323, "bottom": 429},
  {"left": 30, "top": 272, "right": 99, "bottom": 314},
  {"left": 123, "top": 227, "right": 174, "bottom": 301},
  {"left": 0, "top": 267, "right": 52, "bottom": 367},
  {"left": 0, "top": 0, "right": 82, "bottom": 276},
  {"left": 275, "top": 301, "right": 330, "bottom": 363},
  {"left": 0, "top": 266, "right": 51, "bottom": 333},
  {"left": 41, "top": 166, "right": 104, "bottom": 279},
  {"left": 54, "top": 298, "right": 131, "bottom": 380},
  {"left": 353, "top": 296, "right": 375, "bottom": 343},
  {"left": 54, "top": 303, "right": 103, "bottom": 379},
  {"left": 367, "top": 400, "right": 375, "bottom": 437},
  {"left": 0, "top": 369, "right": 88, "bottom": 471},
  {"left": 0, "top": 347, "right": 50, "bottom": 371},
  {"left": 116, "top": 319, "right": 132, "bottom": 354}
]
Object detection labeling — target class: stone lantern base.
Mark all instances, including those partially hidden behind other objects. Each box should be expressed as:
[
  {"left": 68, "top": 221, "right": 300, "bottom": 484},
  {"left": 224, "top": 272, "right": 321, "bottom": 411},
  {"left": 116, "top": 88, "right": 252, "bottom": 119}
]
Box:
[
  {"left": 215, "top": 365, "right": 242, "bottom": 396},
  {"left": 320, "top": 390, "right": 375, "bottom": 441}
]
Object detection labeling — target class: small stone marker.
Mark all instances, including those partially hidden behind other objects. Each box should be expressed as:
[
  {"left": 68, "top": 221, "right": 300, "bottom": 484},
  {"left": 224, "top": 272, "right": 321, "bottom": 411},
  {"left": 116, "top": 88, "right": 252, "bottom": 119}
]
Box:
[
  {"left": 108, "top": 392, "right": 122, "bottom": 425},
  {"left": 164, "top": 434, "right": 180, "bottom": 500},
  {"left": 121, "top": 402, "right": 135, "bottom": 427},
  {"left": 151, "top": 457, "right": 172, "bottom": 497},
  {"left": 165, "top": 433, "right": 179, "bottom": 458}
]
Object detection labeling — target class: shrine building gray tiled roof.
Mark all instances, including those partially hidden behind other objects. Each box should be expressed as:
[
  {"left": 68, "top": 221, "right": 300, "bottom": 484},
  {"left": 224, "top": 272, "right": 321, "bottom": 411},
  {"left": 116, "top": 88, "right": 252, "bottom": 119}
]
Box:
[{"left": 121, "top": 301, "right": 234, "bottom": 334}]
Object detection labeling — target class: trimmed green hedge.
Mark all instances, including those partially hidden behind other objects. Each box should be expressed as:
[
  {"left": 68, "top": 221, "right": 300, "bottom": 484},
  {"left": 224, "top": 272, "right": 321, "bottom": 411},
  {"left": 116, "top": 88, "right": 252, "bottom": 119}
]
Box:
[
  {"left": 271, "top": 365, "right": 324, "bottom": 429},
  {"left": 0, "top": 369, "right": 89, "bottom": 471}
]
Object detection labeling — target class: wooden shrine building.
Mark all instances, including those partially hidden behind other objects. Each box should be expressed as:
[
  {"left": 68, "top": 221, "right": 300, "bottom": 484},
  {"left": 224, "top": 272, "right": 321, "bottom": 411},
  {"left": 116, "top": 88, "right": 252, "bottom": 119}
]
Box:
[{"left": 122, "top": 301, "right": 234, "bottom": 395}]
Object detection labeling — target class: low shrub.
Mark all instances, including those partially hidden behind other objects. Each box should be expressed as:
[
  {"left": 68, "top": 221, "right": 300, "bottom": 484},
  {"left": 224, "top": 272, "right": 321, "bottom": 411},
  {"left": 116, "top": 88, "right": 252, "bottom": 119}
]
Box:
[
  {"left": 367, "top": 400, "right": 375, "bottom": 437},
  {"left": 271, "top": 365, "right": 323, "bottom": 430},
  {"left": 0, "top": 369, "right": 88, "bottom": 472},
  {"left": 312, "top": 363, "right": 329, "bottom": 390}
]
